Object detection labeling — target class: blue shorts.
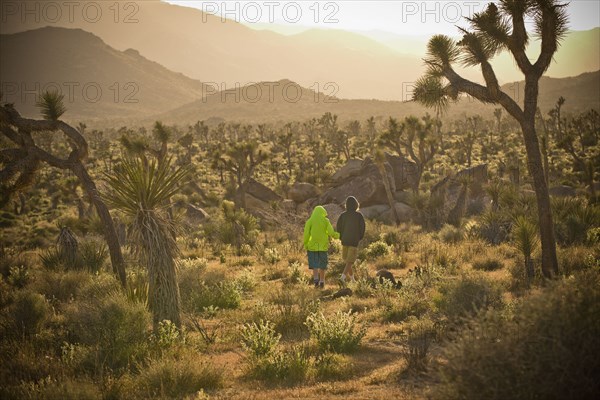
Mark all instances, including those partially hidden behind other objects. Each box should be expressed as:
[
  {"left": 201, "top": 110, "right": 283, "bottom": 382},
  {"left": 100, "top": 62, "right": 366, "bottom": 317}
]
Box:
[{"left": 307, "top": 251, "right": 328, "bottom": 270}]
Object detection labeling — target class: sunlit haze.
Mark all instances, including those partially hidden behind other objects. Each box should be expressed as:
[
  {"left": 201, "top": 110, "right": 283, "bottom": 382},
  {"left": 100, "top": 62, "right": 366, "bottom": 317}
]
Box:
[{"left": 166, "top": 0, "right": 600, "bottom": 36}]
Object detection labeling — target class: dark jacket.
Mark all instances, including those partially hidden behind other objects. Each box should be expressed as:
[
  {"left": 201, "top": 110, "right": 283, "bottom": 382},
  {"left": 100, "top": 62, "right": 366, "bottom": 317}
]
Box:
[{"left": 336, "top": 209, "right": 365, "bottom": 247}]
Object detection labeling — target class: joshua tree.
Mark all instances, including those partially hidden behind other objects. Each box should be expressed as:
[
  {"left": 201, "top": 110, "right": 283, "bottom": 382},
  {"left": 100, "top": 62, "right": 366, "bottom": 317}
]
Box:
[
  {"left": 374, "top": 149, "right": 400, "bottom": 225},
  {"left": 401, "top": 115, "right": 439, "bottom": 193},
  {"left": 211, "top": 140, "right": 267, "bottom": 209},
  {"left": 556, "top": 107, "right": 599, "bottom": 201},
  {"left": 104, "top": 157, "right": 190, "bottom": 330},
  {"left": 177, "top": 132, "right": 194, "bottom": 164},
  {"left": 412, "top": 0, "right": 568, "bottom": 277},
  {"left": 0, "top": 92, "right": 127, "bottom": 286},
  {"left": 379, "top": 117, "right": 405, "bottom": 157}
]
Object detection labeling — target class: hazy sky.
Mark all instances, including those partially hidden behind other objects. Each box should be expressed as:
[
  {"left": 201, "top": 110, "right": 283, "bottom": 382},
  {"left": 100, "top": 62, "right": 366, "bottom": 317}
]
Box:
[{"left": 166, "top": 0, "right": 600, "bottom": 36}]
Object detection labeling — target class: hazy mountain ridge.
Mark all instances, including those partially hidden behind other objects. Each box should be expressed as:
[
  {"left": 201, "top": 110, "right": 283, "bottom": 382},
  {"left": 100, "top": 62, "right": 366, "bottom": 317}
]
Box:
[
  {"left": 0, "top": 25, "right": 597, "bottom": 127},
  {"left": 0, "top": 26, "right": 209, "bottom": 120},
  {"left": 3, "top": 1, "right": 596, "bottom": 101},
  {"left": 151, "top": 70, "right": 600, "bottom": 127}
]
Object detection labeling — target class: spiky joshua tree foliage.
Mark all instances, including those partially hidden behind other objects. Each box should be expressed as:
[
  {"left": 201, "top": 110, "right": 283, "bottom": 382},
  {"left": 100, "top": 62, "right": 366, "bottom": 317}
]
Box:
[
  {"left": 413, "top": 0, "right": 569, "bottom": 278},
  {"left": 104, "top": 157, "right": 190, "bottom": 330}
]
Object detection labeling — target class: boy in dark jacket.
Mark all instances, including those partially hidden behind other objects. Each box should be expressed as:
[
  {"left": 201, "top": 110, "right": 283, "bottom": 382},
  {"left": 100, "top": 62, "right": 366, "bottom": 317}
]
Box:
[{"left": 336, "top": 196, "right": 365, "bottom": 283}]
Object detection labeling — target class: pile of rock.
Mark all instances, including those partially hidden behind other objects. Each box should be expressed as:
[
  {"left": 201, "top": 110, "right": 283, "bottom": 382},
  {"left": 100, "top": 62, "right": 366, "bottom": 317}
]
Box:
[{"left": 289, "top": 154, "right": 419, "bottom": 225}]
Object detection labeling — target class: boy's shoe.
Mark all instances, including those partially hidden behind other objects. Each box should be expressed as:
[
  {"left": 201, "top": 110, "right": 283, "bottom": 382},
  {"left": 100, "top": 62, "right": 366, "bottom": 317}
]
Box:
[
  {"left": 314, "top": 279, "right": 320, "bottom": 288},
  {"left": 319, "top": 281, "right": 325, "bottom": 289}
]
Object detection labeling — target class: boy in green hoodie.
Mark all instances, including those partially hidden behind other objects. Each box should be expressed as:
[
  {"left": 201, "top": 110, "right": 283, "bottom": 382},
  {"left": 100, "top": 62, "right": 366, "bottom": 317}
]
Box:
[{"left": 304, "top": 205, "right": 340, "bottom": 288}]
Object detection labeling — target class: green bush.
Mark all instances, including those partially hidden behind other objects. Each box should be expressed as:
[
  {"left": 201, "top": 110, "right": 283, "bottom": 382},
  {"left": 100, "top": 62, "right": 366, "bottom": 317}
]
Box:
[
  {"left": 131, "top": 354, "right": 223, "bottom": 398},
  {"left": 241, "top": 320, "right": 281, "bottom": 358},
  {"left": 314, "top": 352, "right": 353, "bottom": 381},
  {"left": 382, "top": 293, "right": 431, "bottom": 323},
  {"left": 439, "top": 224, "right": 464, "bottom": 244},
  {"left": 78, "top": 238, "right": 108, "bottom": 273},
  {"left": 33, "top": 270, "right": 92, "bottom": 304},
  {"left": 245, "top": 344, "right": 312, "bottom": 384},
  {"left": 11, "top": 291, "right": 49, "bottom": 336},
  {"left": 269, "top": 288, "right": 320, "bottom": 339},
  {"left": 65, "top": 288, "right": 150, "bottom": 372},
  {"left": 305, "top": 310, "right": 366, "bottom": 353},
  {"left": 188, "top": 281, "right": 242, "bottom": 311},
  {"left": 365, "top": 240, "right": 391, "bottom": 259},
  {"left": 7, "top": 376, "right": 101, "bottom": 400},
  {"left": 433, "top": 270, "right": 600, "bottom": 400},
  {"left": 552, "top": 197, "right": 600, "bottom": 246},
  {"left": 435, "top": 273, "right": 504, "bottom": 321},
  {"left": 402, "top": 317, "right": 437, "bottom": 372},
  {"left": 7, "top": 265, "right": 31, "bottom": 288},
  {"left": 471, "top": 255, "right": 504, "bottom": 271},
  {"left": 263, "top": 247, "right": 282, "bottom": 265}
]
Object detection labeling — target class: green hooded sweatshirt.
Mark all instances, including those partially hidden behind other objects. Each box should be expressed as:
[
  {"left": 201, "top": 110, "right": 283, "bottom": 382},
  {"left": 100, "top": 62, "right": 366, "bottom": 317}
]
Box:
[{"left": 303, "top": 206, "right": 340, "bottom": 251}]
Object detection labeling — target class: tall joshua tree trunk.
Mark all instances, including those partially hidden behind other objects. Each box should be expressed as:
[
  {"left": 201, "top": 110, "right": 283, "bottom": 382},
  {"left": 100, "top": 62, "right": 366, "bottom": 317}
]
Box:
[
  {"left": 412, "top": 1, "right": 565, "bottom": 277},
  {"left": 375, "top": 150, "right": 400, "bottom": 225}
]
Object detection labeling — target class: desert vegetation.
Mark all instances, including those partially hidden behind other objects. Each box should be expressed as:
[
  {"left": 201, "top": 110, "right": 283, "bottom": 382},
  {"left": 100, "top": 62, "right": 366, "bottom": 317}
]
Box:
[{"left": 1, "top": 1, "right": 599, "bottom": 400}]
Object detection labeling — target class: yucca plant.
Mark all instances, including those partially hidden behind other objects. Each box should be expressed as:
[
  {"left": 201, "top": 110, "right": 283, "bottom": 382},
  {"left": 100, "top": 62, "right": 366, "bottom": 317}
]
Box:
[
  {"left": 103, "top": 157, "right": 190, "bottom": 329},
  {"left": 36, "top": 90, "right": 66, "bottom": 121},
  {"left": 512, "top": 216, "right": 540, "bottom": 284}
]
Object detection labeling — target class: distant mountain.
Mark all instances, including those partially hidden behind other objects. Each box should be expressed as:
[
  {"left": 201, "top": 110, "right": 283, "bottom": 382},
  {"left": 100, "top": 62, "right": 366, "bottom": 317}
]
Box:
[
  {"left": 0, "top": 27, "right": 208, "bottom": 121},
  {"left": 151, "top": 71, "right": 600, "bottom": 127},
  {"left": 1, "top": 1, "right": 596, "bottom": 100}
]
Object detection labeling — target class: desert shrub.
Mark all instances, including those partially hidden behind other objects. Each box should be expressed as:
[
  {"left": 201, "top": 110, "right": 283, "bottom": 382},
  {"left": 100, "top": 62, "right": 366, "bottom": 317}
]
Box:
[
  {"left": 150, "top": 320, "right": 181, "bottom": 351},
  {"left": 64, "top": 289, "right": 150, "bottom": 372},
  {"left": 402, "top": 317, "right": 437, "bottom": 372},
  {"left": 178, "top": 257, "right": 208, "bottom": 273},
  {"left": 7, "top": 376, "right": 101, "bottom": 400},
  {"left": 188, "top": 280, "right": 241, "bottom": 311},
  {"left": 78, "top": 238, "right": 108, "bottom": 273},
  {"left": 268, "top": 288, "right": 320, "bottom": 338},
  {"left": 0, "top": 277, "right": 14, "bottom": 308},
  {"left": 131, "top": 354, "right": 223, "bottom": 398},
  {"left": 0, "top": 250, "right": 31, "bottom": 278},
  {"left": 125, "top": 270, "right": 149, "bottom": 307},
  {"left": 552, "top": 197, "right": 600, "bottom": 246},
  {"left": 477, "top": 210, "right": 510, "bottom": 244},
  {"left": 361, "top": 220, "right": 384, "bottom": 246},
  {"left": 587, "top": 226, "right": 600, "bottom": 245},
  {"left": 374, "top": 278, "right": 396, "bottom": 307},
  {"left": 353, "top": 277, "right": 375, "bottom": 298},
  {"left": 11, "top": 291, "right": 49, "bottom": 336},
  {"left": 375, "top": 255, "right": 407, "bottom": 270},
  {"left": 365, "top": 240, "right": 391, "bottom": 259},
  {"left": 314, "top": 352, "right": 353, "bottom": 380},
  {"left": 286, "top": 261, "right": 306, "bottom": 285},
  {"left": 33, "top": 270, "right": 92, "bottom": 304},
  {"left": 432, "top": 270, "right": 600, "bottom": 400},
  {"left": 471, "top": 254, "right": 504, "bottom": 271},
  {"left": 435, "top": 273, "right": 504, "bottom": 321},
  {"left": 241, "top": 320, "right": 281, "bottom": 358},
  {"left": 234, "top": 268, "right": 258, "bottom": 293},
  {"left": 244, "top": 344, "right": 311, "bottom": 384},
  {"left": 207, "top": 201, "right": 259, "bottom": 252},
  {"left": 439, "top": 224, "right": 464, "bottom": 244},
  {"left": 305, "top": 310, "right": 366, "bottom": 353},
  {"left": 381, "top": 230, "right": 401, "bottom": 247},
  {"left": 557, "top": 246, "right": 598, "bottom": 276},
  {"left": 263, "top": 247, "right": 282, "bottom": 265},
  {"left": 382, "top": 293, "right": 431, "bottom": 323},
  {"left": 7, "top": 265, "right": 31, "bottom": 288}
]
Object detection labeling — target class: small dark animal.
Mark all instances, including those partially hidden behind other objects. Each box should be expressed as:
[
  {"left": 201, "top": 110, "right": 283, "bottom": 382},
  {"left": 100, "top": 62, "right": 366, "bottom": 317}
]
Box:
[
  {"left": 331, "top": 287, "right": 353, "bottom": 299},
  {"left": 376, "top": 269, "right": 402, "bottom": 289}
]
